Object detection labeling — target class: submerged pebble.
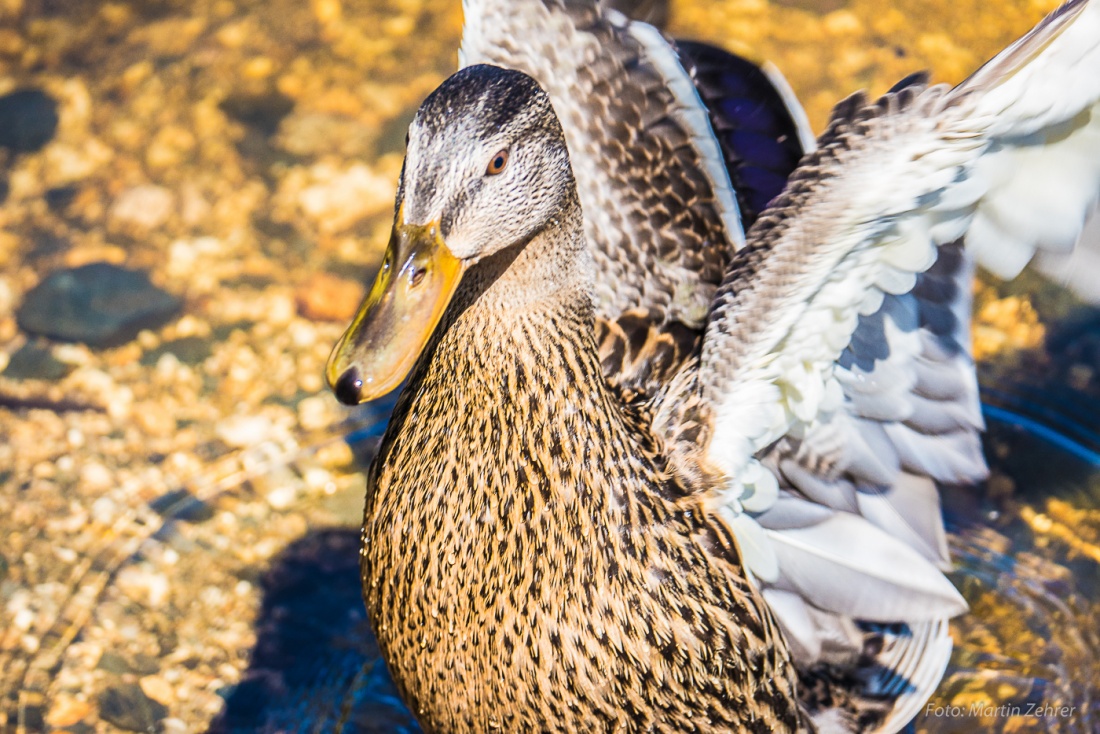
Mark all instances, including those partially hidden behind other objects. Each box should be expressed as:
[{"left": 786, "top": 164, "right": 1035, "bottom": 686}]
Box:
[
  {"left": 97, "top": 683, "right": 169, "bottom": 732},
  {"left": 16, "top": 262, "right": 182, "bottom": 347},
  {"left": 219, "top": 89, "right": 296, "bottom": 136},
  {"left": 1, "top": 342, "right": 74, "bottom": 381},
  {"left": 295, "top": 272, "right": 366, "bottom": 321},
  {"left": 96, "top": 651, "right": 134, "bottom": 675},
  {"left": 0, "top": 88, "right": 59, "bottom": 153},
  {"left": 108, "top": 185, "right": 176, "bottom": 236},
  {"left": 139, "top": 335, "right": 214, "bottom": 367}
]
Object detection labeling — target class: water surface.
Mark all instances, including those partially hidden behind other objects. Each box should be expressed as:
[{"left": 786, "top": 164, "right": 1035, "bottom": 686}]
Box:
[{"left": 0, "top": 0, "right": 1096, "bottom": 731}]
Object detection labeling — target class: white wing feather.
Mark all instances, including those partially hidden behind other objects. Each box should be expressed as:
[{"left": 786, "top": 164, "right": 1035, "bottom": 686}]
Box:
[
  {"left": 686, "top": 2, "right": 1100, "bottom": 726},
  {"left": 703, "top": 0, "right": 1100, "bottom": 566}
]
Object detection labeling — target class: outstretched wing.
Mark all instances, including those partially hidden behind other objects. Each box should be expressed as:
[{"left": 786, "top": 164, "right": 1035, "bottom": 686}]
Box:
[
  {"left": 460, "top": 0, "right": 810, "bottom": 333},
  {"left": 657, "top": 0, "right": 1100, "bottom": 726}
]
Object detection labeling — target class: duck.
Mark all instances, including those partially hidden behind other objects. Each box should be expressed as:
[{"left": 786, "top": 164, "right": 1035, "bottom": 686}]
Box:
[{"left": 326, "top": 0, "right": 1100, "bottom": 731}]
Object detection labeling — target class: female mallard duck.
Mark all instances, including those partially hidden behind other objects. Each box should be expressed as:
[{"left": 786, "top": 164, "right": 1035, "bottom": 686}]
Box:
[{"left": 327, "top": 1, "right": 1100, "bottom": 731}]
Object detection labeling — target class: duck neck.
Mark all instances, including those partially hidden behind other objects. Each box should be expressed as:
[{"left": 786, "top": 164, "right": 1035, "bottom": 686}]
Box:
[
  {"left": 378, "top": 194, "right": 650, "bottom": 517},
  {"left": 451, "top": 195, "right": 594, "bottom": 319}
]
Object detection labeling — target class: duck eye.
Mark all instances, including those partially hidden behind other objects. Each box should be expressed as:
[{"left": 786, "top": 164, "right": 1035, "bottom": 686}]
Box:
[{"left": 486, "top": 150, "right": 509, "bottom": 176}]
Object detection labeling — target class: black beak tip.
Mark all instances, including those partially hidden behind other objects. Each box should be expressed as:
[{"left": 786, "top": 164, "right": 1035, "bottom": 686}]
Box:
[{"left": 333, "top": 367, "right": 364, "bottom": 406}]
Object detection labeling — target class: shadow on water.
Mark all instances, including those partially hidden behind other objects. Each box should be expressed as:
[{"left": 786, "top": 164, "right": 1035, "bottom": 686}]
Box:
[
  {"left": 203, "top": 394, "right": 417, "bottom": 732},
  {"left": 206, "top": 527, "right": 420, "bottom": 734}
]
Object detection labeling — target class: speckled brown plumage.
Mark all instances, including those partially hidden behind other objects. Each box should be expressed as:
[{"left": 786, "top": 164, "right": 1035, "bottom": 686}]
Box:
[
  {"left": 594, "top": 309, "right": 698, "bottom": 403},
  {"left": 342, "top": 64, "right": 963, "bottom": 734},
  {"left": 363, "top": 257, "right": 803, "bottom": 733},
  {"left": 358, "top": 66, "right": 805, "bottom": 734}
]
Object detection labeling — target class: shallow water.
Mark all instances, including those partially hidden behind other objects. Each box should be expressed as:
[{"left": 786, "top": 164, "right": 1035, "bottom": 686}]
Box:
[{"left": 0, "top": 0, "right": 1097, "bottom": 731}]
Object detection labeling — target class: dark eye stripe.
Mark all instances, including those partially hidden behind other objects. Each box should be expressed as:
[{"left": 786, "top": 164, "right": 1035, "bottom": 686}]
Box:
[{"left": 486, "top": 149, "right": 509, "bottom": 175}]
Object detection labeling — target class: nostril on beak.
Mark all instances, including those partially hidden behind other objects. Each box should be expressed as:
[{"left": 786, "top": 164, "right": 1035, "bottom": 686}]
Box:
[{"left": 333, "top": 367, "right": 364, "bottom": 405}]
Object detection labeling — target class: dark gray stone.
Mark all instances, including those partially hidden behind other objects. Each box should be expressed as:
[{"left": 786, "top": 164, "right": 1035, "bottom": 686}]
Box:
[
  {"left": 219, "top": 89, "right": 294, "bottom": 136},
  {"left": 130, "top": 652, "right": 162, "bottom": 676},
  {"left": 1, "top": 342, "right": 73, "bottom": 380},
  {"left": 45, "top": 185, "right": 79, "bottom": 212},
  {"left": 148, "top": 488, "right": 215, "bottom": 523},
  {"left": 16, "top": 262, "right": 182, "bottom": 348},
  {"left": 97, "top": 683, "right": 168, "bottom": 732},
  {"left": 96, "top": 651, "right": 133, "bottom": 674},
  {"left": 140, "top": 335, "right": 214, "bottom": 367},
  {"left": 94, "top": 650, "right": 160, "bottom": 677},
  {"left": 0, "top": 89, "right": 59, "bottom": 153}
]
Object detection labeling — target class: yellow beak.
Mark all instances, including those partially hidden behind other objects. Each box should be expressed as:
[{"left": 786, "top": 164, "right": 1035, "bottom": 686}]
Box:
[{"left": 325, "top": 214, "right": 464, "bottom": 404}]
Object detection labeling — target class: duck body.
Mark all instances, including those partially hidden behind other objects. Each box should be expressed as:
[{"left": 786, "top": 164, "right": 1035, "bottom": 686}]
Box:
[
  {"left": 328, "top": 2, "right": 1100, "bottom": 731},
  {"left": 363, "top": 198, "right": 802, "bottom": 733}
]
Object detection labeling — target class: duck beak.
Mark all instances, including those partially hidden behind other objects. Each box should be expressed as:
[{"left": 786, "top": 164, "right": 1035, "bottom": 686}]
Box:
[{"left": 326, "top": 213, "right": 464, "bottom": 405}]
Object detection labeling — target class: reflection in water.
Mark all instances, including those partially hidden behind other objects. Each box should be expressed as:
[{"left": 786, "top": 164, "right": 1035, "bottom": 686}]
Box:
[
  {"left": 913, "top": 297, "right": 1100, "bottom": 732},
  {"left": 923, "top": 411, "right": 1100, "bottom": 733}
]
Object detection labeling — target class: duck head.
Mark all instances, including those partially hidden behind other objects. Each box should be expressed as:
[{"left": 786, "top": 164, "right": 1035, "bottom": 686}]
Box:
[{"left": 325, "top": 65, "right": 575, "bottom": 405}]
